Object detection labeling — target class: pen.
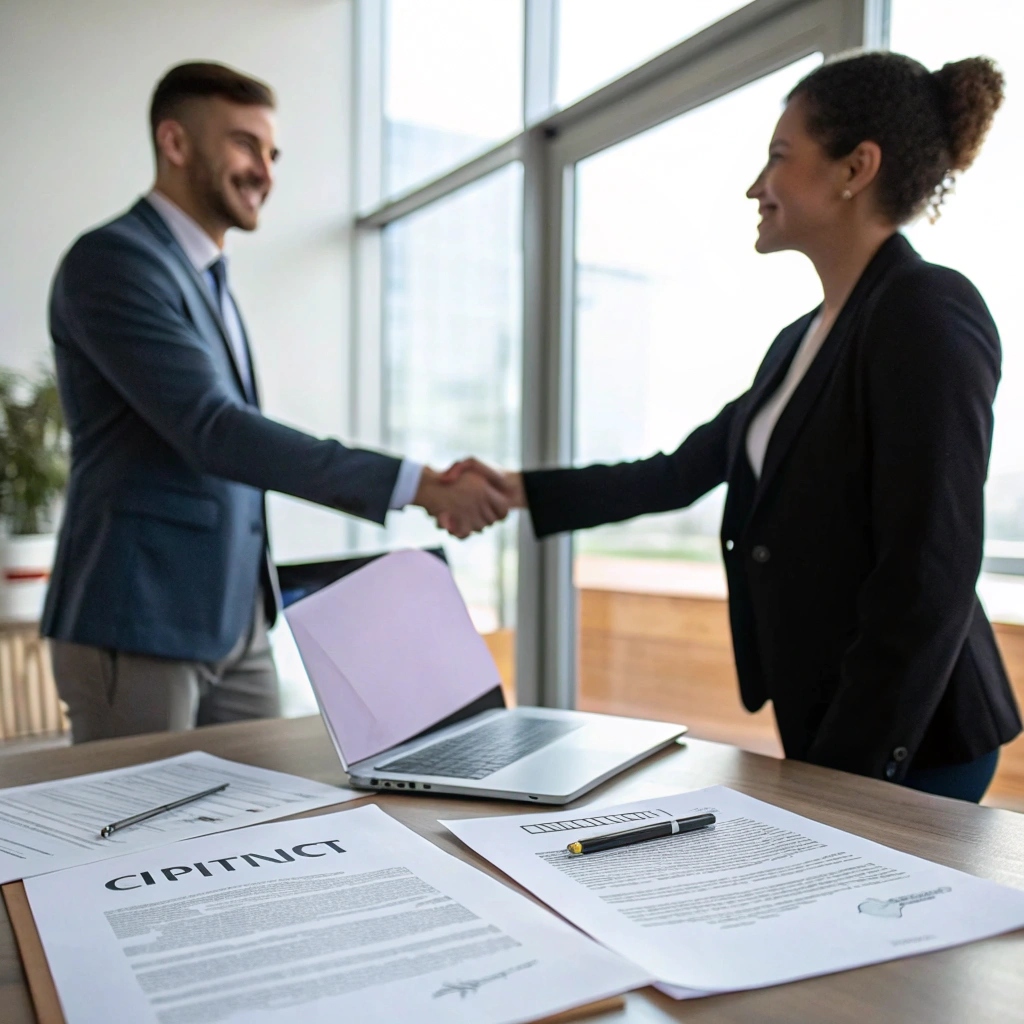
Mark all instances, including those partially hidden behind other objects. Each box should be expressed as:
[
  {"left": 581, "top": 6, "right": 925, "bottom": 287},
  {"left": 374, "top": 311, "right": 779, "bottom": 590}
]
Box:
[
  {"left": 566, "top": 812, "right": 716, "bottom": 855},
  {"left": 99, "top": 782, "right": 230, "bottom": 838}
]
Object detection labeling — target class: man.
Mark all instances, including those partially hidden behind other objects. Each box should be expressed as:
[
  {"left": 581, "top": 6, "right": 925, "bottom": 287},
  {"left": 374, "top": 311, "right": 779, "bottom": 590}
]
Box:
[{"left": 44, "top": 62, "right": 508, "bottom": 743}]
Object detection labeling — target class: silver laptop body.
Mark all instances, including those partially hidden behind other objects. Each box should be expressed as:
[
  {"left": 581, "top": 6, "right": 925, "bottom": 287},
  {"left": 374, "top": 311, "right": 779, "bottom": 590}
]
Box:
[{"left": 331, "top": 688, "right": 685, "bottom": 805}]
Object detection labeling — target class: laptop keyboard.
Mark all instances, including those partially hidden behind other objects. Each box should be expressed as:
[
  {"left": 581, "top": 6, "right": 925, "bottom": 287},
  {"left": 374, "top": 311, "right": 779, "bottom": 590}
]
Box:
[{"left": 376, "top": 717, "right": 581, "bottom": 780}]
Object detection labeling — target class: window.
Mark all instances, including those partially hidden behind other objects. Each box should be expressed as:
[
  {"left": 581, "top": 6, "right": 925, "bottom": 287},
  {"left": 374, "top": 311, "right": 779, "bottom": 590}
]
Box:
[
  {"left": 356, "top": 0, "right": 874, "bottom": 707},
  {"left": 380, "top": 165, "right": 523, "bottom": 638},
  {"left": 557, "top": 0, "right": 753, "bottom": 107},
  {"left": 890, "top": 0, "right": 1024, "bottom": 571},
  {"left": 572, "top": 56, "right": 822, "bottom": 580},
  {"left": 382, "top": 0, "right": 523, "bottom": 197}
]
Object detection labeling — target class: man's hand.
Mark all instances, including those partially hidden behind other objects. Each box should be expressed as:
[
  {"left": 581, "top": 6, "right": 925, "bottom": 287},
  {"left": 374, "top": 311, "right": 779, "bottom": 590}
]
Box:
[
  {"left": 414, "top": 465, "right": 511, "bottom": 539},
  {"left": 440, "top": 457, "right": 526, "bottom": 509}
]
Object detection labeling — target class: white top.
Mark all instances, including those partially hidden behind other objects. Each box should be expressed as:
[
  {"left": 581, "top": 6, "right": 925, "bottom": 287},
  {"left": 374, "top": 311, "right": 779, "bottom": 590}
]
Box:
[
  {"left": 746, "top": 312, "right": 828, "bottom": 479},
  {"left": 145, "top": 190, "right": 422, "bottom": 509}
]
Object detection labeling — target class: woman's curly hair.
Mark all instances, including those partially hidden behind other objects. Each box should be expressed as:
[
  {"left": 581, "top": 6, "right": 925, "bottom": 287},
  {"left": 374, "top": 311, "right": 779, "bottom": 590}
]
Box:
[{"left": 788, "top": 51, "right": 1004, "bottom": 223}]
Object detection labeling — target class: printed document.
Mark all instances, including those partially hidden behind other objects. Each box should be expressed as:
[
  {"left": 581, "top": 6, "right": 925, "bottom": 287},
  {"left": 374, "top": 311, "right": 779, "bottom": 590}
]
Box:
[
  {"left": 24, "top": 804, "right": 650, "bottom": 1024},
  {"left": 0, "top": 751, "right": 360, "bottom": 883},
  {"left": 443, "top": 786, "right": 1024, "bottom": 995},
  {"left": 285, "top": 549, "right": 500, "bottom": 766}
]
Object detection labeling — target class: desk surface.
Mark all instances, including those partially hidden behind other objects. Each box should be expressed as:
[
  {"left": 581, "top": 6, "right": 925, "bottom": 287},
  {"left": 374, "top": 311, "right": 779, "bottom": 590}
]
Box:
[{"left": 2, "top": 716, "right": 1022, "bottom": 1024}]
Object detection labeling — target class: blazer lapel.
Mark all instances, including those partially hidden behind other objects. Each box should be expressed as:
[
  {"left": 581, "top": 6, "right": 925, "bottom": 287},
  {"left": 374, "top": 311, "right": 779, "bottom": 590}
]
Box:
[
  {"left": 725, "top": 313, "right": 815, "bottom": 478},
  {"left": 130, "top": 200, "right": 251, "bottom": 400},
  {"left": 749, "top": 233, "right": 920, "bottom": 513}
]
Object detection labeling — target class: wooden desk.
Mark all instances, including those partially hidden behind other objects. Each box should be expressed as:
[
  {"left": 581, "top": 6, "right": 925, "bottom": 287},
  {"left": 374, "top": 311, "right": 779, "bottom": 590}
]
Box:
[{"left": 2, "top": 716, "right": 1022, "bottom": 1024}]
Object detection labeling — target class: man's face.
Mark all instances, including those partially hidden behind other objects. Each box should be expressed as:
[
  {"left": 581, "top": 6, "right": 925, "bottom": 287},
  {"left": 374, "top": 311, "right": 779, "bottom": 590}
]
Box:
[{"left": 178, "top": 97, "right": 279, "bottom": 233}]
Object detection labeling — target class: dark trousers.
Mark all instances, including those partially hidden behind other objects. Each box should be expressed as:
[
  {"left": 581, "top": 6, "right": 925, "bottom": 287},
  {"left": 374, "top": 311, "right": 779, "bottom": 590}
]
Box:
[{"left": 901, "top": 749, "right": 1000, "bottom": 803}]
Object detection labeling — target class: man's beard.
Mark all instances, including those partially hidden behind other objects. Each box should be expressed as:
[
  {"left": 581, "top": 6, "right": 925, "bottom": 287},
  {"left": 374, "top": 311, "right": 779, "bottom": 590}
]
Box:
[{"left": 187, "top": 158, "right": 259, "bottom": 231}]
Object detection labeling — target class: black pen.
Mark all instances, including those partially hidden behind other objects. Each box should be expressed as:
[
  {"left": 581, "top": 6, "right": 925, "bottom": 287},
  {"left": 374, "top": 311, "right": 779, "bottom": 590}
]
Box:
[
  {"left": 99, "top": 782, "right": 230, "bottom": 838},
  {"left": 566, "top": 812, "right": 716, "bottom": 855}
]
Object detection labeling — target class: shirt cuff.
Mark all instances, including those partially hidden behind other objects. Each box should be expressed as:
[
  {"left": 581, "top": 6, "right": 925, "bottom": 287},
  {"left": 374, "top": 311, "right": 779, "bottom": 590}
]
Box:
[{"left": 389, "top": 459, "right": 424, "bottom": 510}]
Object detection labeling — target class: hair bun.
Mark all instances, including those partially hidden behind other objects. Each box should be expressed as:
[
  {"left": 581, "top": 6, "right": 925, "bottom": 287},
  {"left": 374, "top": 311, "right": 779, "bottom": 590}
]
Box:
[{"left": 931, "top": 56, "right": 1004, "bottom": 172}]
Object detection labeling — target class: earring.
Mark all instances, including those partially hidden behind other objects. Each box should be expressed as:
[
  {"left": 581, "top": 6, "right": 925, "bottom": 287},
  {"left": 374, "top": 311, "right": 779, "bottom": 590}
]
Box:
[{"left": 841, "top": 189, "right": 853, "bottom": 201}]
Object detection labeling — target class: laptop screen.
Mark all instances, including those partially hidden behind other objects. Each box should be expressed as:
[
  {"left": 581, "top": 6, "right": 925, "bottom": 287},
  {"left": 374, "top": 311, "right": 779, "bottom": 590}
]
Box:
[{"left": 285, "top": 550, "right": 505, "bottom": 768}]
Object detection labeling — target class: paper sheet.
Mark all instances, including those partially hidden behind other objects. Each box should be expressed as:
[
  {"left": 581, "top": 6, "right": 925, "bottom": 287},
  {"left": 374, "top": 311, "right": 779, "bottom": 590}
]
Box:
[
  {"left": 442, "top": 786, "right": 1024, "bottom": 995},
  {"left": 0, "top": 751, "right": 360, "bottom": 883},
  {"left": 285, "top": 549, "right": 500, "bottom": 766},
  {"left": 24, "top": 804, "right": 650, "bottom": 1024}
]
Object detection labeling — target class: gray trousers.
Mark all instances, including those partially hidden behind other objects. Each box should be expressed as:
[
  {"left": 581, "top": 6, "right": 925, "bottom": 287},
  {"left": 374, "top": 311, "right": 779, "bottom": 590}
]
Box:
[{"left": 50, "top": 594, "right": 280, "bottom": 743}]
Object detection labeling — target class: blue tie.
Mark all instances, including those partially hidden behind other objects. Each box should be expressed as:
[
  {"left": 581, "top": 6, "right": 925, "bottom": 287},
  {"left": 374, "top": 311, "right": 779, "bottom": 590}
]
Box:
[{"left": 205, "top": 257, "right": 256, "bottom": 403}]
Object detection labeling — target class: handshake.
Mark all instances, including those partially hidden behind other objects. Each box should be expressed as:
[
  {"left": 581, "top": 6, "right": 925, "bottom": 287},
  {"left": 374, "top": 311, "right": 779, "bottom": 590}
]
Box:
[{"left": 414, "top": 459, "right": 525, "bottom": 539}]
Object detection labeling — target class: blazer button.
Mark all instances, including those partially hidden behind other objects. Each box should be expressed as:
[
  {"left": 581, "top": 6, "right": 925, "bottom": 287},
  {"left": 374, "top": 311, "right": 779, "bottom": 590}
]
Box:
[
  {"left": 892, "top": 746, "right": 908, "bottom": 762},
  {"left": 725, "top": 540, "right": 735, "bottom": 551},
  {"left": 751, "top": 545, "right": 771, "bottom": 564}
]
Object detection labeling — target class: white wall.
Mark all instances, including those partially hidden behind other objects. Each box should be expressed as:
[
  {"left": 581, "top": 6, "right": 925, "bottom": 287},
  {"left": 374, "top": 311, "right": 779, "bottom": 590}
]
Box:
[{"left": 0, "top": 0, "right": 364, "bottom": 562}]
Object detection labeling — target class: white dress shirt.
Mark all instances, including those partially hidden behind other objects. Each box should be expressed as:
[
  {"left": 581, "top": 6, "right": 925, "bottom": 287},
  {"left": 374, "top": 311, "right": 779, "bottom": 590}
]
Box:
[
  {"left": 746, "top": 312, "right": 827, "bottom": 479},
  {"left": 145, "top": 190, "right": 422, "bottom": 508}
]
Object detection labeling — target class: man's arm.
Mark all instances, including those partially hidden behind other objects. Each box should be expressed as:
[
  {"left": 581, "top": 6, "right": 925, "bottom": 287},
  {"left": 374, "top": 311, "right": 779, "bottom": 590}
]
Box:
[
  {"left": 56, "top": 232, "right": 400, "bottom": 522},
  {"left": 56, "top": 231, "right": 508, "bottom": 534}
]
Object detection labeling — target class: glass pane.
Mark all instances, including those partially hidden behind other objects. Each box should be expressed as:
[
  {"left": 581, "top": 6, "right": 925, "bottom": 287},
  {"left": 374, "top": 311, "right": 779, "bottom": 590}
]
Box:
[
  {"left": 383, "top": 0, "right": 523, "bottom": 198},
  {"left": 890, "top": 2, "right": 1024, "bottom": 566},
  {"left": 557, "top": 0, "right": 752, "bottom": 108},
  {"left": 381, "top": 165, "right": 523, "bottom": 693},
  {"left": 571, "top": 56, "right": 821, "bottom": 724}
]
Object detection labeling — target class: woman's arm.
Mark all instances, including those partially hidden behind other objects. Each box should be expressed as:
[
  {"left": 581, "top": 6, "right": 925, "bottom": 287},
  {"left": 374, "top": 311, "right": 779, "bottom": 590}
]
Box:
[
  {"left": 521, "top": 396, "right": 744, "bottom": 538},
  {"left": 806, "top": 265, "right": 1000, "bottom": 780}
]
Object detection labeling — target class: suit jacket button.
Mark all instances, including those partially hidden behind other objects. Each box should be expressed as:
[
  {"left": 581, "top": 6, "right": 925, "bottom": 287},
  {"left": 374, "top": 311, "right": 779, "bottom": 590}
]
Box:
[
  {"left": 752, "top": 545, "right": 771, "bottom": 563},
  {"left": 725, "top": 540, "right": 735, "bottom": 551},
  {"left": 893, "top": 746, "right": 908, "bottom": 762}
]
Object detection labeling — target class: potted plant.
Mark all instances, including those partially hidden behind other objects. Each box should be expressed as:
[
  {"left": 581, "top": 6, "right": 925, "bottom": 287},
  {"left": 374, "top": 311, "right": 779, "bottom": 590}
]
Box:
[{"left": 0, "top": 368, "right": 69, "bottom": 621}]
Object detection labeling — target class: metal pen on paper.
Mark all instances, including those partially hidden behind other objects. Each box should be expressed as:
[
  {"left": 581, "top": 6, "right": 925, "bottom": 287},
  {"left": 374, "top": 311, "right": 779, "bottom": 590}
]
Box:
[
  {"left": 567, "top": 812, "right": 716, "bottom": 855},
  {"left": 99, "top": 782, "right": 230, "bottom": 838}
]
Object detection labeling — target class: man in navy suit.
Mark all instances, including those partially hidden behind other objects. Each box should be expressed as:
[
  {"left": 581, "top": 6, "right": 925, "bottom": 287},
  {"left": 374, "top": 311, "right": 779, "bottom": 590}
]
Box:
[{"left": 44, "top": 62, "right": 508, "bottom": 742}]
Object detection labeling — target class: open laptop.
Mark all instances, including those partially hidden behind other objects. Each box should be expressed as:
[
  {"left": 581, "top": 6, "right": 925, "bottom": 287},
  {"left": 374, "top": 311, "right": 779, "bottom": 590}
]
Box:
[{"left": 284, "top": 549, "right": 686, "bottom": 805}]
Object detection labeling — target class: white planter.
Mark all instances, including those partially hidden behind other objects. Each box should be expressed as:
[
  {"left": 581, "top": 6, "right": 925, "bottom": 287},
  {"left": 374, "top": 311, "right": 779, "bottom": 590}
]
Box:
[{"left": 0, "top": 533, "right": 57, "bottom": 622}]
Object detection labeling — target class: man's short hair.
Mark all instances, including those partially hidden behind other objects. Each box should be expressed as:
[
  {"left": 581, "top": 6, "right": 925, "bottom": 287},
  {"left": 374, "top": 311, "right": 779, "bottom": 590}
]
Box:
[{"left": 150, "top": 62, "right": 275, "bottom": 150}]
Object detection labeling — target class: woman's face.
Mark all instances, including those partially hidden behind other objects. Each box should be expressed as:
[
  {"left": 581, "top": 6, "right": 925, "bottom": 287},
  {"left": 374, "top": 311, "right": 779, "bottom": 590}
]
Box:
[{"left": 747, "top": 96, "right": 849, "bottom": 255}]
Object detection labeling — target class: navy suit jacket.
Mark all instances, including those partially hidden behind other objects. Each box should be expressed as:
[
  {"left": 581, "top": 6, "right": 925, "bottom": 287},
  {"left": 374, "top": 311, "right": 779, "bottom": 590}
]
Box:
[
  {"left": 43, "top": 199, "right": 401, "bottom": 661},
  {"left": 523, "top": 234, "right": 1022, "bottom": 780}
]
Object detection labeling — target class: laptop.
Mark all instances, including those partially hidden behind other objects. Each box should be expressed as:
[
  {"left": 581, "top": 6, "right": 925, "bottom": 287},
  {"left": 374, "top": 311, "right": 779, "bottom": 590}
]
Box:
[{"left": 284, "top": 549, "right": 686, "bottom": 805}]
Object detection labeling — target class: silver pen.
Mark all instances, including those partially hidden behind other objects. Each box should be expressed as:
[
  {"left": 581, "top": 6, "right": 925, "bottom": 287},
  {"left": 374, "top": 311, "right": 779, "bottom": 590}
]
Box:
[{"left": 99, "top": 782, "right": 230, "bottom": 838}]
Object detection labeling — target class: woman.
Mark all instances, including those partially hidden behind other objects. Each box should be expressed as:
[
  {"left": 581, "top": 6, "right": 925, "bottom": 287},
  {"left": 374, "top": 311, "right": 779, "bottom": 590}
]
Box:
[{"left": 455, "top": 51, "right": 1021, "bottom": 801}]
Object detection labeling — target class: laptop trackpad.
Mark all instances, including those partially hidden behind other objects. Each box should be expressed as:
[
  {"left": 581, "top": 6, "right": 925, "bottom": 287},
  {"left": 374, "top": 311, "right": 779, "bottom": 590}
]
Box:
[{"left": 491, "top": 734, "right": 632, "bottom": 791}]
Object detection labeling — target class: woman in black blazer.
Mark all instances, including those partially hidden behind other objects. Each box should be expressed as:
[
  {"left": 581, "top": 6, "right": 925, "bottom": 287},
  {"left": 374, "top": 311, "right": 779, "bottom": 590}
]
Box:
[{"left": 451, "top": 51, "right": 1021, "bottom": 801}]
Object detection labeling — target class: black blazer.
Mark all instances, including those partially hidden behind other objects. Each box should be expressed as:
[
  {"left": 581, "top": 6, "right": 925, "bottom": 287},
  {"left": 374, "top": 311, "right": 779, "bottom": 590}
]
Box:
[{"left": 524, "top": 234, "right": 1021, "bottom": 783}]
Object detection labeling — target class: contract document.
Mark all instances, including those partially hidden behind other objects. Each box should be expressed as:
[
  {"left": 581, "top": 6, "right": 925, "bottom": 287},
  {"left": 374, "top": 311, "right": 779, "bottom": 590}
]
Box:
[
  {"left": 0, "top": 752, "right": 359, "bottom": 883},
  {"left": 442, "top": 786, "right": 1024, "bottom": 996},
  {"left": 24, "top": 804, "right": 650, "bottom": 1024}
]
